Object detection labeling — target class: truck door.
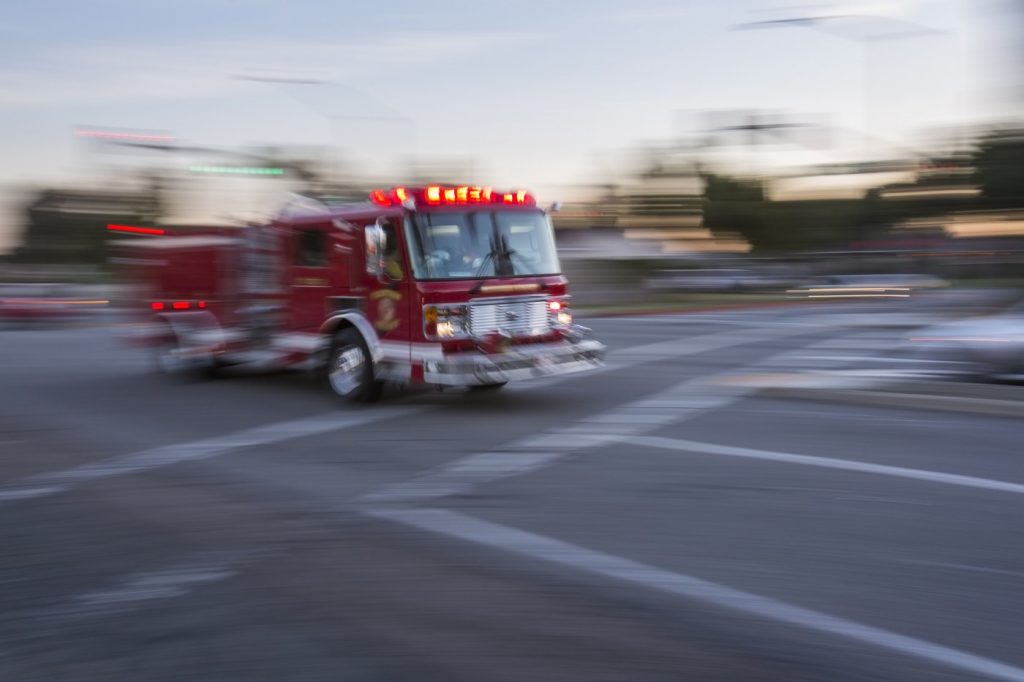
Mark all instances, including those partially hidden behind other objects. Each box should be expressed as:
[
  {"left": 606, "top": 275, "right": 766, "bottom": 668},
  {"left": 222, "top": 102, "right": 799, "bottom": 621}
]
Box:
[
  {"left": 287, "top": 223, "right": 332, "bottom": 331},
  {"left": 367, "top": 218, "right": 413, "bottom": 369}
]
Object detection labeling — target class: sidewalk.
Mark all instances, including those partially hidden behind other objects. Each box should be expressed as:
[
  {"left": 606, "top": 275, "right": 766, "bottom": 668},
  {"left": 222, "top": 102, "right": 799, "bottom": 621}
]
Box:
[{"left": 760, "top": 378, "right": 1024, "bottom": 419}]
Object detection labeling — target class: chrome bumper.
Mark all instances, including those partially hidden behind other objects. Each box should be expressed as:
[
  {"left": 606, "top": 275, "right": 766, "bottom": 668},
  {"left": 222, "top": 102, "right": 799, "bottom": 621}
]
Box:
[{"left": 423, "top": 338, "right": 606, "bottom": 386}]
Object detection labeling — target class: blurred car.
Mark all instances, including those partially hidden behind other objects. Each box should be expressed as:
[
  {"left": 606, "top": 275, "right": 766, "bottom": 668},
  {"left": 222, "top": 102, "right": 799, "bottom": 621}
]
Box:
[
  {"left": 0, "top": 283, "right": 106, "bottom": 326},
  {"left": 788, "top": 274, "right": 948, "bottom": 299},
  {"left": 645, "top": 268, "right": 778, "bottom": 292},
  {"left": 907, "top": 312, "right": 1024, "bottom": 381}
]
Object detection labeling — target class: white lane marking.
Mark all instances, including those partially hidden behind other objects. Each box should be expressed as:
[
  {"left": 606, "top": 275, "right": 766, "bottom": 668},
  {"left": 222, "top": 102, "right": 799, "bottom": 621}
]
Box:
[
  {"left": 0, "top": 407, "right": 424, "bottom": 503},
  {"left": 0, "top": 323, "right": 820, "bottom": 506},
  {"left": 0, "top": 486, "right": 64, "bottom": 501},
  {"left": 363, "top": 330, "right": 870, "bottom": 505},
  {"left": 359, "top": 379, "right": 749, "bottom": 504},
  {"left": 897, "top": 560, "right": 1024, "bottom": 579},
  {"left": 368, "top": 507, "right": 1024, "bottom": 682},
  {"left": 31, "top": 551, "right": 268, "bottom": 622},
  {"left": 581, "top": 412, "right": 678, "bottom": 425},
  {"left": 76, "top": 567, "right": 236, "bottom": 607},
  {"left": 631, "top": 436, "right": 1024, "bottom": 496},
  {"left": 580, "top": 324, "right": 818, "bottom": 375}
]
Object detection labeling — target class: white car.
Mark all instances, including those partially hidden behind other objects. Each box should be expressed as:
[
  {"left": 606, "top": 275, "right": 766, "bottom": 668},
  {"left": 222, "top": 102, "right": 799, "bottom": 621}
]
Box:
[{"left": 907, "top": 313, "right": 1024, "bottom": 381}]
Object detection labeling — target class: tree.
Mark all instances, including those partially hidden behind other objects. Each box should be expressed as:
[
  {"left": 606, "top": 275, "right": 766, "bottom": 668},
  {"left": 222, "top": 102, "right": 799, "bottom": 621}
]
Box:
[
  {"left": 701, "top": 173, "right": 877, "bottom": 253},
  {"left": 973, "top": 127, "right": 1024, "bottom": 206}
]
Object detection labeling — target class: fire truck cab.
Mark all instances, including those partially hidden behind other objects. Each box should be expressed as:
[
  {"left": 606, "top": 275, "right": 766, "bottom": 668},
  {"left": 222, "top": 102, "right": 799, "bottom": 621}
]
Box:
[{"left": 131, "top": 185, "right": 605, "bottom": 402}]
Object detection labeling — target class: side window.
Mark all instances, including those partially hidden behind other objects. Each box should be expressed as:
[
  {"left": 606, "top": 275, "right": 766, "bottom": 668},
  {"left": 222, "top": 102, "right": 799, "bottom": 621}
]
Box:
[
  {"left": 295, "top": 229, "right": 327, "bottom": 267},
  {"left": 380, "top": 220, "right": 404, "bottom": 280}
]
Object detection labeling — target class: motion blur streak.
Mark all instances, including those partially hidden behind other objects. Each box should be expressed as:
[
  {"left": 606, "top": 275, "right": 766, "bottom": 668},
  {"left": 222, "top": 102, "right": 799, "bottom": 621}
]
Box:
[
  {"left": 367, "top": 508, "right": 1024, "bottom": 682},
  {"left": 1, "top": 2, "right": 1023, "bottom": 680}
]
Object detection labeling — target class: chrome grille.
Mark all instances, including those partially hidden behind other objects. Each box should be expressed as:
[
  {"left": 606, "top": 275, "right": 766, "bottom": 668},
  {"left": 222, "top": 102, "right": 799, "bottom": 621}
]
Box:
[{"left": 468, "top": 297, "right": 549, "bottom": 337}]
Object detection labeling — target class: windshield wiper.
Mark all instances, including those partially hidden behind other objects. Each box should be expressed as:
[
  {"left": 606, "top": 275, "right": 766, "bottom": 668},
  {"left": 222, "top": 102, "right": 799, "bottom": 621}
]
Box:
[
  {"left": 472, "top": 250, "right": 498, "bottom": 279},
  {"left": 469, "top": 236, "right": 513, "bottom": 293},
  {"left": 505, "top": 248, "right": 534, "bottom": 275}
]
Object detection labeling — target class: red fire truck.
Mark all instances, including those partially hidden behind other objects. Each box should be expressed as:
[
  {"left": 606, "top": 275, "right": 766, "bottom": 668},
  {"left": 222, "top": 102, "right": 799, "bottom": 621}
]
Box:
[{"left": 124, "top": 185, "right": 606, "bottom": 402}]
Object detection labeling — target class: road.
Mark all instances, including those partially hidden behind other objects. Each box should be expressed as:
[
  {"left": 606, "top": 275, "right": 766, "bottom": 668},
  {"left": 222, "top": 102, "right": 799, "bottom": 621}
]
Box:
[{"left": 1, "top": 295, "right": 1022, "bottom": 681}]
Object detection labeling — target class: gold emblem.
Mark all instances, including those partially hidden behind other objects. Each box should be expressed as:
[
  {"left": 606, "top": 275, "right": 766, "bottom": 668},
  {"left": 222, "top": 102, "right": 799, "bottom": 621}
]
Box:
[{"left": 370, "top": 289, "right": 402, "bottom": 332}]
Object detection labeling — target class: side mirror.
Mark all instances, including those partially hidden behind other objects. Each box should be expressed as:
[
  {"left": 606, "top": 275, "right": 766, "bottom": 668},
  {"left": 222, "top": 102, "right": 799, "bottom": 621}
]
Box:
[
  {"left": 365, "top": 220, "right": 387, "bottom": 277},
  {"left": 547, "top": 201, "right": 562, "bottom": 214}
]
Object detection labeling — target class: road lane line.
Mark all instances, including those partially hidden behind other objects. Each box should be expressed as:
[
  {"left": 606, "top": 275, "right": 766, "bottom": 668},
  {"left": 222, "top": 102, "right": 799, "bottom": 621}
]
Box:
[
  {"left": 0, "top": 407, "right": 424, "bottom": 503},
  {"left": 631, "top": 436, "right": 1024, "bottom": 496},
  {"left": 367, "top": 507, "right": 1024, "bottom": 682},
  {"left": 896, "top": 560, "right": 1024, "bottom": 579},
  {"left": 22, "top": 550, "right": 271, "bottom": 623},
  {"left": 362, "top": 331, "right": 875, "bottom": 505},
  {"left": 359, "top": 376, "right": 752, "bottom": 504},
  {"left": 0, "top": 323, "right": 819, "bottom": 505}
]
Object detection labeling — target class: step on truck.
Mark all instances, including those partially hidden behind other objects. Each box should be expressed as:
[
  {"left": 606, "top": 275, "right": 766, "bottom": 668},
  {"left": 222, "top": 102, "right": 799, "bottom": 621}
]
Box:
[{"left": 122, "top": 185, "right": 606, "bottom": 402}]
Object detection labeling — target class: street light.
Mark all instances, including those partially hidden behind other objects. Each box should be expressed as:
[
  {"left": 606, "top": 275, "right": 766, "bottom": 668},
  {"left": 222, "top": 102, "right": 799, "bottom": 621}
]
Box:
[
  {"left": 735, "top": 13, "right": 947, "bottom": 159},
  {"left": 230, "top": 74, "right": 418, "bottom": 180}
]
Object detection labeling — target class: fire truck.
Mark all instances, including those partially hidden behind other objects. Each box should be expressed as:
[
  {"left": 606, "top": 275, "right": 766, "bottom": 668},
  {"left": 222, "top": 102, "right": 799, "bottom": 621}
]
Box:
[{"left": 124, "top": 185, "right": 606, "bottom": 402}]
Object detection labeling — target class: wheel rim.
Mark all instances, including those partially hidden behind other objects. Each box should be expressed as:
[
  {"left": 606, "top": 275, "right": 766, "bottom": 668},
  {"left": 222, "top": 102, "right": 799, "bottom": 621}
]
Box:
[
  {"left": 155, "top": 341, "right": 186, "bottom": 374},
  {"left": 329, "top": 345, "right": 365, "bottom": 396}
]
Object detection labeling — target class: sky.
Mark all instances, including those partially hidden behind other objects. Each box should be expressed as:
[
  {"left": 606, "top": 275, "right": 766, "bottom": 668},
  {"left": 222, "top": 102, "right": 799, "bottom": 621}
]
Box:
[{"left": 0, "top": 0, "right": 1014, "bottom": 250}]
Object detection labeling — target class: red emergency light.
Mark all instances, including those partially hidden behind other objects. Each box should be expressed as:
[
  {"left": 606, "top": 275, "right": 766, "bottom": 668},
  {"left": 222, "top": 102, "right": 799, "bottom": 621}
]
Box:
[
  {"left": 76, "top": 129, "right": 176, "bottom": 143},
  {"left": 369, "top": 186, "right": 535, "bottom": 208},
  {"left": 150, "top": 300, "right": 205, "bottom": 311},
  {"left": 108, "top": 224, "right": 166, "bottom": 236}
]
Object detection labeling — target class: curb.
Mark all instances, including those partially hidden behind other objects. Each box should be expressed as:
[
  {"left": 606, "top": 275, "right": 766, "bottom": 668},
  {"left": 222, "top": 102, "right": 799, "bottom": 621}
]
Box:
[
  {"left": 577, "top": 299, "right": 818, "bottom": 319},
  {"left": 763, "top": 385, "right": 1024, "bottom": 419}
]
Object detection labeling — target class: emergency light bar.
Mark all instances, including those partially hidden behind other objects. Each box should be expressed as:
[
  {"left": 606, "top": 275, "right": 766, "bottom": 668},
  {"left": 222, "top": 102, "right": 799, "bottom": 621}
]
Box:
[{"left": 369, "top": 186, "right": 536, "bottom": 208}]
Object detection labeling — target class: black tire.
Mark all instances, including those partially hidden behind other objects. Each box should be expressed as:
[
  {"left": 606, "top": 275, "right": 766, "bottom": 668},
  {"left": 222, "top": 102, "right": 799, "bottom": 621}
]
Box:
[
  {"left": 326, "top": 328, "right": 382, "bottom": 403},
  {"left": 469, "top": 382, "right": 507, "bottom": 391}
]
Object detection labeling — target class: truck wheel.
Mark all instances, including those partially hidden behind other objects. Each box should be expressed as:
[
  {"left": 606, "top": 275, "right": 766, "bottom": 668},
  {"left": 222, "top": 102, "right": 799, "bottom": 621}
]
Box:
[
  {"left": 327, "top": 328, "right": 382, "bottom": 403},
  {"left": 470, "top": 382, "right": 507, "bottom": 391},
  {"left": 152, "top": 325, "right": 221, "bottom": 379},
  {"left": 152, "top": 325, "right": 187, "bottom": 375}
]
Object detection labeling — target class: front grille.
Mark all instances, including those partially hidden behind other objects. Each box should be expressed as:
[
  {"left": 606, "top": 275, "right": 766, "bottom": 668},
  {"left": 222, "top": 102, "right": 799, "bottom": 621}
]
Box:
[{"left": 468, "top": 297, "right": 549, "bottom": 337}]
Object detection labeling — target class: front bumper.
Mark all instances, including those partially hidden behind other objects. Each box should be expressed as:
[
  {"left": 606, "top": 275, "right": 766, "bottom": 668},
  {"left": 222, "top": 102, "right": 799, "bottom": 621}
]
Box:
[{"left": 423, "top": 338, "right": 607, "bottom": 386}]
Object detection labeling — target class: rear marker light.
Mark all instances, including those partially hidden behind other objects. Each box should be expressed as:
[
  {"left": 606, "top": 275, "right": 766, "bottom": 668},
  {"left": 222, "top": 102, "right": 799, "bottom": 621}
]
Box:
[
  {"left": 108, "top": 224, "right": 166, "bottom": 236},
  {"left": 172, "top": 301, "right": 190, "bottom": 310},
  {"left": 150, "top": 302, "right": 165, "bottom": 311}
]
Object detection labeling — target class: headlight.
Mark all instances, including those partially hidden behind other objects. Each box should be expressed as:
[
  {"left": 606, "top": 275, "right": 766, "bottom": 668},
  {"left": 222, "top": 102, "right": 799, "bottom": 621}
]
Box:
[
  {"left": 424, "top": 304, "right": 469, "bottom": 339},
  {"left": 548, "top": 298, "right": 572, "bottom": 328}
]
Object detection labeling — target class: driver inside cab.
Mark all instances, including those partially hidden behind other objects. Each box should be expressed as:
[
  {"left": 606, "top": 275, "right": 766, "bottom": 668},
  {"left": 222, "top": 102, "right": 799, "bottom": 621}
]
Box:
[{"left": 381, "top": 221, "right": 404, "bottom": 280}]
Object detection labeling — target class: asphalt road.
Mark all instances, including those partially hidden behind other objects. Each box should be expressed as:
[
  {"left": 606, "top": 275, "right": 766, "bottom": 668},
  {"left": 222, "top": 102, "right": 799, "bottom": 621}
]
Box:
[{"left": 1, "top": 294, "right": 1022, "bottom": 681}]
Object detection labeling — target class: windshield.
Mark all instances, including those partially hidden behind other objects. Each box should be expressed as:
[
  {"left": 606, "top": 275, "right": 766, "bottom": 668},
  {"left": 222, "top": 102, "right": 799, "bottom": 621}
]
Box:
[{"left": 405, "top": 210, "right": 561, "bottom": 280}]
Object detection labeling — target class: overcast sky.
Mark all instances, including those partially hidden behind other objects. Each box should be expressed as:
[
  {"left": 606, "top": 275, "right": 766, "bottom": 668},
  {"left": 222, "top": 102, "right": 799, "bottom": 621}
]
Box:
[{"left": 0, "top": 0, "right": 1011, "bottom": 248}]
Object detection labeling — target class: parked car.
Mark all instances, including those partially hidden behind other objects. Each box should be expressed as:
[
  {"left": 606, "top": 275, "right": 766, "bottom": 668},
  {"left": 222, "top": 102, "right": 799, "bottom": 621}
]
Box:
[
  {"left": 0, "top": 283, "right": 105, "bottom": 326},
  {"left": 906, "top": 311, "right": 1024, "bottom": 381},
  {"left": 788, "top": 274, "right": 948, "bottom": 299},
  {"left": 646, "top": 268, "right": 771, "bottom": 292}
]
